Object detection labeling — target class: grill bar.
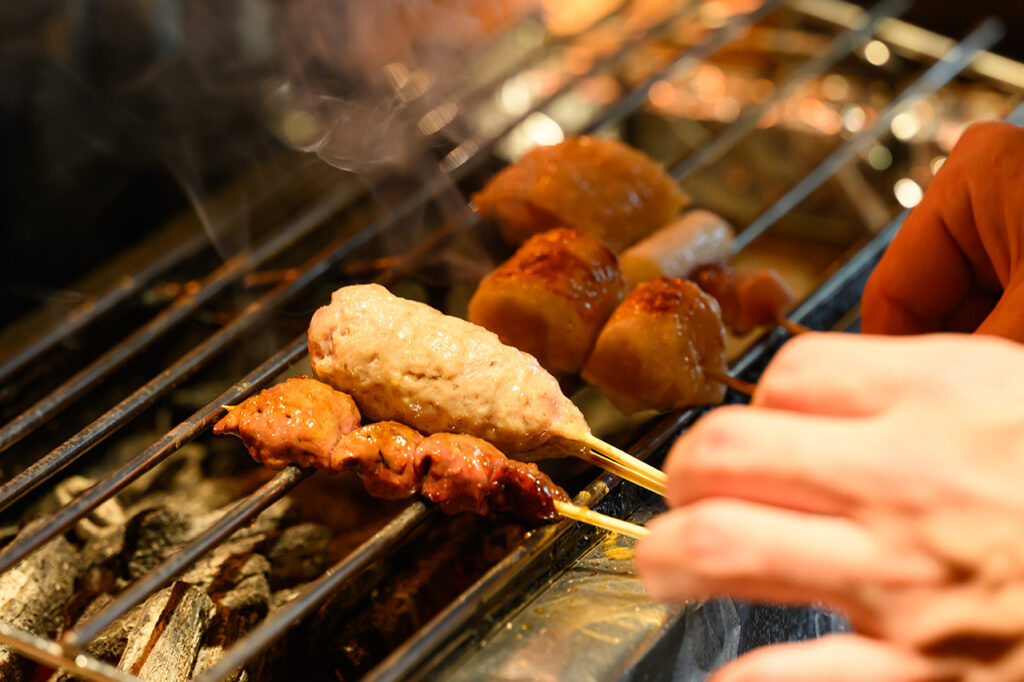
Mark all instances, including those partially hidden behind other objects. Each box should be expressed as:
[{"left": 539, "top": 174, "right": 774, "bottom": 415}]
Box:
[
  {"left": 62, "top": 466, "right": 313, "bottom": 654},
  {"left": 0, "top": 184, "right": 356, "bottom": 454},
  {"left": 670, "top": 0, "right": 911, "bottom": 180},
  {"left": 0, "top": 162, "right": 331, "bottom": 390},
  {"left": 733, "top": 17, "right": 1003, "bottom": 252},
  {"left": 0, "top": 620, "right": 138, "bottom": 682},
  {"left": 0, "top": 334, "right": 307, "bottom": 574},
  {"left": 191, "top": 502, "right": 432, "bottom": 682},
  {"left": 0, "top": 230, "right": 208, "bottom": 390}
]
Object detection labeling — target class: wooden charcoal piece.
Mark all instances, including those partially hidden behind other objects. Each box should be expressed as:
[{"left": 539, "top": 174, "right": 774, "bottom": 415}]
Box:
[
  {"left": 117, "top": 582, "right": 213, "bottom": 680},
  {"left": 265, "top": 523, "right": 330, "bottom": 589},
  {"left": 0, "top": 530, "right": 81, "bottom": 681}
]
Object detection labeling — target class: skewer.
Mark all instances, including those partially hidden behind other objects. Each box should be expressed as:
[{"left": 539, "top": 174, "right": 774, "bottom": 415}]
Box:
[
  {"left": 777, "top": 315, "right": 811, "bottom": 336},
  {"left": 701, "top": 367, "right": 756, "bottom": 396},
  {"left": 553, "top": 500, "right": 649, "bottom": 540},
  {"left": 577, "top": 434, "right": 667, "bottom": 497},
  {"left": 576, "top": 447, "right": 666, "bottom": 497}
]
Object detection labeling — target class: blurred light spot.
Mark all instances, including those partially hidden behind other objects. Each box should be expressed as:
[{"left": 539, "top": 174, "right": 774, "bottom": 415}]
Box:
[
  {"left": 515, "top": 20, "right": 546, "bottom": 49},
  {"left": 701, "top": 1, "right": 730, "bottom": 28},
  {"left": 441, "top": 139, "right": 480, "bottom": 173},
  {"left": 384, "top": 63, "right": 410, "bottom": 91},
  {"left": 522, "top": 112, "right": 564, "bottom": 146},
  {"left": 867, "top": 145, "right": 893, "bottom": 170},
  {"left": 750, "top": 78, "right": 774, "bottom": 102},
  {"left": 930, "top": 155, "right": 947, "bottom": 175},
  {"left": 500, "top": 76, "right": 533, "bottom": 116},
  {"left": 417, "top": 102, "right": 459, "bottom": 136},
  {"left": 821, "top": 74, "right": 850, "bottom": 101},
  {"left": 713, "top": 97, "right": 740, "bottom": 122},
  {"left": 894, "top": 178, "right": 923, "bottom": 207},
  {"left": 649, "top": 80, "right": 676, "bottom": 109},
  {"left": 280, "top": 110, "right": 321, "bottom": 149},
  {"left": 842, "top": 105, "right": 866, "bottom": 132},
  {"left": 565, "top": 45, "right": 595, "bottom": 75},
  {"left": 864, "top": 40, "right": 891, "bottom": 66},
  {"left": 891, "top": 111, "right": 920, "bottom": 141}
]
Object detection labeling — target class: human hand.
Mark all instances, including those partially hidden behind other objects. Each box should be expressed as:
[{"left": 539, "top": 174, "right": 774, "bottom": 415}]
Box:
[
  {"left": 636, "top": 332, "right": 1024, "bottom": 681},
  {"left": 862, "top": 121, "right": 1024, "bottom": 341}
]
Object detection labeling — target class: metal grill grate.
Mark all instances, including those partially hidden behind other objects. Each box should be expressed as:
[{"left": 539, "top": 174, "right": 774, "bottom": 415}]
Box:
[{"left": 0, "top": 1, "right": 1021, "bottom": 679}]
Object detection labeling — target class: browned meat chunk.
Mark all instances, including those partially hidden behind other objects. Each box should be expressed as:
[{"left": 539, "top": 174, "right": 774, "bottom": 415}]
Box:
[
  {"left": 473, "top": 136, "right": 687, "bottom": 251},
  {"left": 213, "top": 376, "right": 361, "bottom": 469},
  {"left": 308, "top": 284, "right": 591, "bottom": 458},
  {"left": 330, "top": 422, "right": 424, "bottom": 499},
  {"left": 581, "top": 278, "right": 727, "bottom": 413},
  {"left": 415, "top": 434, "right": 569, "bottom": 522},
  {"left": 467, "top": 228, "right": 627, "bottom": 374},
  {"left": 693, "top": 263, "right": 795, "bottom": 335}
]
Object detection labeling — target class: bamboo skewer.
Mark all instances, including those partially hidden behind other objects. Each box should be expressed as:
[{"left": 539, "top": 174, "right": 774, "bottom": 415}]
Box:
[
  {"left": 576, "top": 447, "right": 666, "bottom": 497},
  {"left": 553, "top": 500, "right": 649, "bottom": 540},
  {"left": 578, "top": 434, "right": 667, "bottom": 497},
  {"left": 701, "top": 367, "right": 756, "bottom": 396},
  {"left": 777, "top": 315, "right": 811, "bottom": 336}
]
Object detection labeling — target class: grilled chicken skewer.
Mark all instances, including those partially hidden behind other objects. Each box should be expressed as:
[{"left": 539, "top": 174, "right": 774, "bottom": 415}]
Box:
[
  {"left": 467, "top": 228, "right": 626, "bottom": 375},
  {"left": 621, "top": 209, "right": 803, "bottom": 336},
  {"left": 214, "top": 378, "right": 648, "bottom": 538},
  {"left": 473, "top": 136, "right": 688, "bottom": 251},
  {"left": 582, "top": 277, "right": 737, "bottom": 413}
]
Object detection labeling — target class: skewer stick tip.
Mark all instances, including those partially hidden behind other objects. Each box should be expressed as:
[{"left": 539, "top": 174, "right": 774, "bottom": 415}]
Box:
[
  {"left": 577, "top": 434, "right": 667, "bottom": 497},
  {"left": 777, "top": 316, "right": 812, "bottom": 336},
  {"left": 553, "top": 500, "right": 649, "bottom": 540},
  {"left": 702, "top": 366, "right": 756, "bottom": 396}
]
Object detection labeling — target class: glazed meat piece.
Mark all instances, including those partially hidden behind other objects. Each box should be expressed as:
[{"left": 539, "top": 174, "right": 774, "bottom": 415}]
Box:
[
  {"left": 693, "top": 263, "right": 795, "bottom": 335},
  {"left": 416, "top": 434, "right": 569, "bottom": 521},
  {"left": 467, "top": 228, "right": 627, "bottom": 374},
  {"left": 619, "top": 209, "right": 735, "bottom": 288},
  {"left": 308, "top": 284, "right": 591, "bottom": 457},
  {"left": 330, "top": 422, "right": 425, "bottom": 499},
  {"left": 473, "top": 136, "right": 688, "bottom": 251},
  {"left": 213, "top": 376, "right": 361, "bottom": 469},
  {"left": 581, "top": 278, "right": 727, "bottom": 414}
]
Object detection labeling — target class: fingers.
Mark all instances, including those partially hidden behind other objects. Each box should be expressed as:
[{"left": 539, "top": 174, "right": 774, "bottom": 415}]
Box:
[
  {"left": 664, "top": 404, "right": 885, "bottom": 512},
  {"left": 861, "top": 122, "right": 1016, "bottom": 337},
  {"left": 709, "top": 635, "right": 937, "bottom": 682},
  {"left": 751, "top": 332, "right": 1021, "bottom": 417},
  {"left": 976, "top": 272, "right": 1024, "bottom": 342},
  {"left": 636, "top": 499, "right": 946, "bottom": 624}
]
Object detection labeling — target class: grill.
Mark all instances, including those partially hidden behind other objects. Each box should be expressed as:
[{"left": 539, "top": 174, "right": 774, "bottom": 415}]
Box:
[{"left": 1, "top": 1, "right": 1023, "bottom": 680}]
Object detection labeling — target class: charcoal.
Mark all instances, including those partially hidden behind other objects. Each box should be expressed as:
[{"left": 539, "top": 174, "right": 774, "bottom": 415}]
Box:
[
  {"left": 0, "top": 531, "right": 81, "bottom": 681},
  {"left": 266, "top": 523, "right": 330, "bottom": 588},
  {"left": 52, "top": 476, "right": 127, "bottom": 542},
  {"left": 123, "top": 507, "right": 192, "bottom": 580},
  {"left": 117, "top": 581, "right": 213, "bottom": 680},
  {"left": 48, "top": 594, "right": 144, "bottom": 682}
]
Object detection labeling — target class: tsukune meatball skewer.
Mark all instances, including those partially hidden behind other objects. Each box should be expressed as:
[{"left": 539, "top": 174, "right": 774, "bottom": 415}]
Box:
[{"left": 308, "top": 284, "right": 667, "bottom": 497}]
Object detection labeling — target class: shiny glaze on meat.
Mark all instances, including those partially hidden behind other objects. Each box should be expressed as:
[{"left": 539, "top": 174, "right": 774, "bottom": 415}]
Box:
[
  {"left": 330, "top": 422, "right": 424, "bottom": 499},
  {"left": 308, "top": 284, "right": 590, "bottom": 457},
  {"left": 213, "top": 376, "right": 361, "bottom": 469},
  {"left": 582, "top": 278, "right": 727, "bottom": 413},
  {"left": 694, "top": 263, "right": 795, "bottom": 334},
  {"left": 468, "top": 228, "right": 626, "bottom": 374},
  {"left": 416, "top": 434, "right": 569, "bottom": 522},
  {"left": 473, "top": 136, "right": 687, "bottom": 251}
]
